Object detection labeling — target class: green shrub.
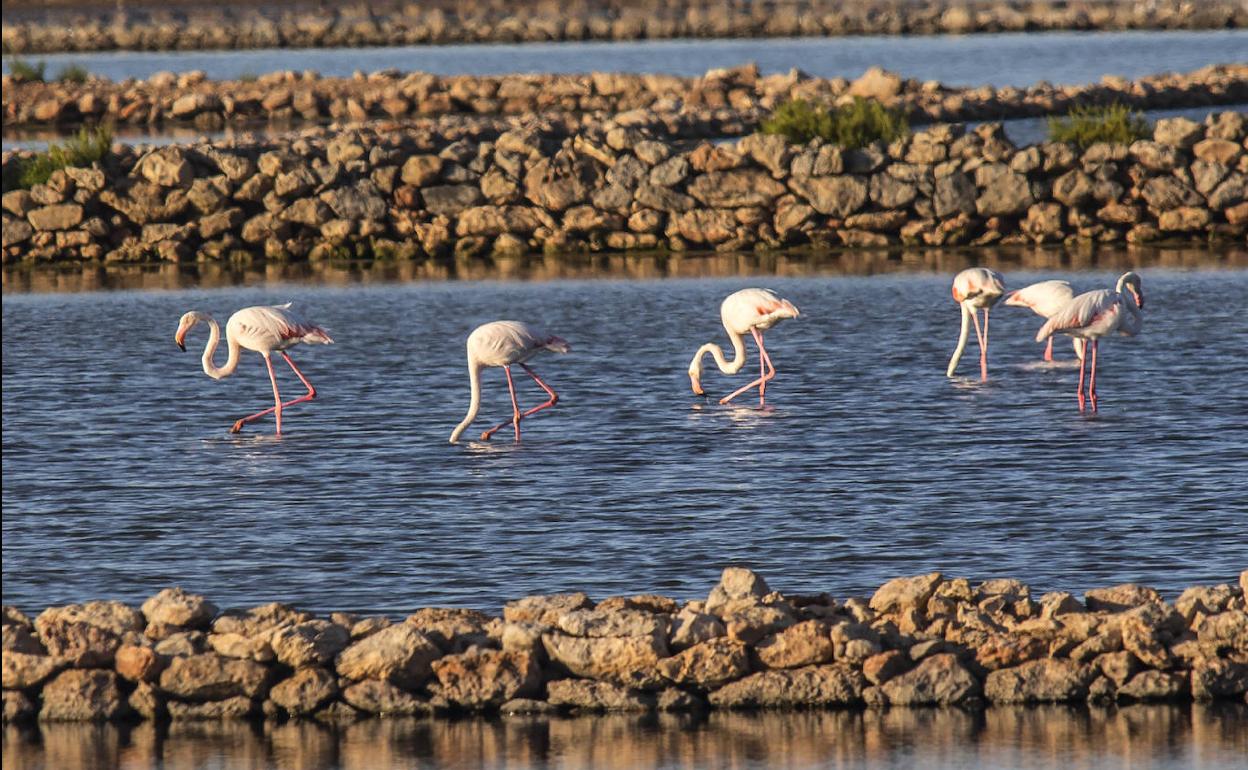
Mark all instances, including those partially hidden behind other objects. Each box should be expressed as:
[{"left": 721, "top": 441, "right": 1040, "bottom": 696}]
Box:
[
  {"left": 1047, "top": 103, "right": 1151, "bottom": 149},
  {"left": 9, "top": 125, "right": 113, "bottom": 191},
  {"left": 56, "top": 64, "right": 90, "bottom": 84},
  {"left": 9, "top": 58, "right": 46, "bottom": 83},
  {"left": 760, "top": 97, "right": 910, "bottom": 148},
  {"left": 238, "top": 71, "right": 259, "bottom": 83}
]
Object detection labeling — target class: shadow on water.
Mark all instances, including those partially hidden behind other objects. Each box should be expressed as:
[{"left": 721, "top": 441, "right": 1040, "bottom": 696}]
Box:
[
  {"left": 4, "top": 243, "right": 1246, "bottom": 295},
  {"left": 4, "top": 703, "right": 1248, "bottom": 770}
]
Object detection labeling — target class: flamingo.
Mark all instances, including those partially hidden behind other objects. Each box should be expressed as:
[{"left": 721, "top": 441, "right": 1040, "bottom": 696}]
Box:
[
  {"left": 688, "top": 288, "right": 800, "bottom": 407},
  {"left": 174, "top": 303, "right": 333, "bottom": 435},
  {"left": 449, "top": 321, "right": 571, "bottom": 443},
  {"left": 1035, "top": 272, "right": 1144, "bottom": 411},
  {"left": 946, "top": 268, "right": 1005, "bottom": 381},
  {"left": 1004, "top": 280, "right": 1086, "bottom": 362}
]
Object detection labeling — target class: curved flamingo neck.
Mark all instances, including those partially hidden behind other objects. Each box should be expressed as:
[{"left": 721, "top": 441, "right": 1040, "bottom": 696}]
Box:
[
  {"left": 449, "top": 360, "right": 484, "bottom": 443},
  {"left": 690, "top": 327, "right": 747, "bottom": 381},
  {"left": 947, "top": 303, "right": 973, "bottom": 377},
  {"left": 200, "top": 316, "right": 241, "bottom": 381}
]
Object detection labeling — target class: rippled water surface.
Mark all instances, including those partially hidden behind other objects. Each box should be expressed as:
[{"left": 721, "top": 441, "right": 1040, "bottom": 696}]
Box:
[
  {"left": 6, "top": 704, "right": 1248, "bottom": 770},
  {"left": 3, "top": 254, "right": 1247, "bottom": 615},
  {"left": 3, "top": 30, "right": 1244, "bottom": 85}
]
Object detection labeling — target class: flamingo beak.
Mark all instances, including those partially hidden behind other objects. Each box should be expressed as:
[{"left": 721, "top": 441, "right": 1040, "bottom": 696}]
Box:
[
  {"left": 689, "top": 373, "right": 705, "bottom": 397},
  {"left": 175, "top": 329, "right": 187, "bottom": 351},
  {"left": 1133, "top": 289, "right": 1144, "bottom": 309}
]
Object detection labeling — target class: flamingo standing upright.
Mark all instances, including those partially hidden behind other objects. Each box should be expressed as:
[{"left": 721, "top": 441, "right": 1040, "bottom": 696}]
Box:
[
  {"left": 449, "top": 321, "right": 571, "bottom": 443},
  {"left": 688, "top": 288, "right": 800, "bottom": 407},
  {"left": 1004, "top": 280, "right": 1086, "bottom": 362},
  {"left": 946, "top": 268, "right": 1005, "bottom": 381},
  {"left": 1035, "top": 272, "right": 1144, "bottom": 411},
  {"left": 174, "top": 303, "right": 333, "bottom": 435}
]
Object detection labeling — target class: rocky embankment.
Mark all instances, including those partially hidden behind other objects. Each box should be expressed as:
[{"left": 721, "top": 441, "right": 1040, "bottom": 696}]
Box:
[
  {"left": 3, "top": 568, "right": 1246, "bottom": 722},
  {"left": 3, "top": 0, "right": 1246, "bottom": 54},
  {"left": 5, "top": 64, "right": 1246, "bottom": 137},
  {"left": 4, "top": 110, "right": 1246, "bottom": 264}
]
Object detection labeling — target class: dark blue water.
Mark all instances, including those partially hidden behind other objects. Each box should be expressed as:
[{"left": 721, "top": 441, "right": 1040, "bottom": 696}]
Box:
[
  {"left": 3, "top": 30, "right": 1244, "bottom": 86},
  {"left": 3, "top": 265, "right": 1247, "bottom": 615}
]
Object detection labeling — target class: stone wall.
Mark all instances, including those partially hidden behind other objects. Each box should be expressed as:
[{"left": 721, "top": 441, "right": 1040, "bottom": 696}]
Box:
[
  {"left": 3, "top": 111, "right": 1246, "bottom": 265},
  {"left": 3, "top": 568, "right": 1246, "bottom": 722},
  {"left": 4, "top": 0, "right": 1246, "bottom": 54},
  {"left": 5, "top": 63, "right": 1245, "bottom": 137}
]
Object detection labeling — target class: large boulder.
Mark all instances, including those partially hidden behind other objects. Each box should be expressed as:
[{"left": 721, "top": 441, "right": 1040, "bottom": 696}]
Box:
[
  {"left": 268, "top": 667, "right": 338, "bottom": 716},
  {"left": 430, "top": 648, "right": 540, "bottom": 708},
  {"left": 157, "top": 653, "right": 270, "bottom": 701},
  {"left": 39, "top": 669, "right": 129, "bottom": 721},
  {"left": 545, "top": 678, "right": 652, "bottom": 711},
  {"left": 141, "top": 588, "right": 218, "bottom": 629},
  {"left": 212, "top": 603, "right": 312, "bottom": 638},
  {"left": 503, "top": 593, "right": 593, "bottom": 626},
  {"left": 709, "top": 664, "right": 865, "bottom": 708},
  {"left": 878, "top": 653, "right": 980, "bottom": 705},
  {"left": 656, "top": 638, "right": 750, "bottom": 687},
  {"left": 788, "top": 175, "right": 868, "bottom": 217},
  {"left": 34, "top": 601, "right": 144, "bottom": 667},
  {"left": 2, "top": 651, "right": 64, "bottom": 689},
  {"left": 687, "top": 170, "right": 788, "bottom": 208},
  {"left": 405, "top": 608, "right": 493, "bottom": 653},
  {"left": 542, "top": 632, "right": 667, "bottom": 689},
  {"left": 870, "top": 573, "right": 943, "bottom": 615},
  {"left": 755, "top": 620, "right": 834, "bottom": 669},
  {"left": 1084, "top": 584, "right": 1163, "bottom": 613},
  {"left": 984, "top": 658, "right": 1095, "bottom": 703},
  {"left": 269, "top": 621, "right": 350, "bottom": 668},
  {"left": 341, "top": 679, "right": 434, "bottom": 715},
  {"left": 334, "top": 624, "right": 441, "bottom": 689}
]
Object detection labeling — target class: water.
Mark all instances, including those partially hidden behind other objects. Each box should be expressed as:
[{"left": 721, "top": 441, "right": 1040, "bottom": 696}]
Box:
[
  {"left": 3, "top": 253, "right": 1247, "bottom": 617},
  {"left": 4, "top": 30, "right": 1244, "bottom": 87},
  {"left": 5, "top": 703, "right": 1248, "bottom": 770}
]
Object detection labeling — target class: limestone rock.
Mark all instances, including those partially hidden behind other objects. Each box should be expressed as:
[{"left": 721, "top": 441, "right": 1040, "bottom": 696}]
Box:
[
  {"left": 503, "top": 593, "right": 593, "bottom": 626},
  {"left": 789, "top": 175, "right": 868, "bottom": 217},
  {"left": 334, "top": 624, "right": 441, "bottom": 688},
  {"left": 212, "top": 603, "right": 313, "bottom": 638},
  {"left": 2, "top": 651, "right": 64, "bottom": 689},
  {"left": 555, "top": 608, "right": 668, "bottom": 638},
  {"left": 269, "top": 666, "right": 338, "bottom": 716},
  {"left": 984, "top": 658, "right": 1094, "bottom": 703},
  {"left": 687, "top": 170, "right": 787, "bottom": 208},
  {"left": 668, "top": 608, "right": 725, "bottom": 650},
  {"left": 207, "top": 632, "right": 274, "bottom": 662},
  {"left": 39, "top": 669, "right": 128, "bottom": 721},
  {"left": 545, "top": 678, "right": 652, "bottom": 711},
  {"left": 27, "top": 204, "right": 85, "bottom": 231},
  {"left": 430, "top": 648, "right": 540, "bottom": 708},
  {"left": 4, "top": 689, "right": 38, "bottom": 722},
  {"left": 269, "top": 620, "right": 350, "bottom": 668},
  {"left": 114, "top": 644, "right": 166, "bottom": 683},
  {"left": 1119, "top": 671, "right": 1188, "bottom": 701},
  {"left": 405, "top": 607, "right": 493, "bottom": 653},
  {"left": 542, "top": 632, "right": 667, "bottom": 689},
  {"left": 341, "top": 680, "right": 434, "bottom": 715},
  {"left": 157, "top": 653, "right": 270, "bottom": 701},
  {"left": 870, "top": 573, "right": 943, "bottom": 615},
  {"left": 141, "top": 588, "right": 218, "bottom": 629},
  {"left": 879, "top": 653, "right": 980, "bottom": 705},
  {"left": 137, "top": 147, "right": 194, "bottom": 187},
  {"left": 657, "top": 638, "right": 750, "bottom": 687},
  {"left": 167, "top": 696, "right": 255, "bottom": 720},
  {"left": 1084, "top": 584, "right": 1164, "bottom": 613},
  {"left": 755, "top": 620, "right": 834, "bottom": 669},
  {"left": 709, "top": 664, "right": 865, "bottom": 708}
]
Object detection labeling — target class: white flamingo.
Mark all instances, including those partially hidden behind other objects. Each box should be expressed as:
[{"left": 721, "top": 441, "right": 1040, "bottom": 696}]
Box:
[
  {"left": 688, "top": 288, "right": 800, "bottom": 407},
  {"left": 947, "top": 268, "right": 1005, "bottom": 381},
  {"left": 174, "top": 303, "right": 333, "bottom": 435},
  {"left": 449, "top": 321, "right": 571, "bottom": 443},
  {"left": 1035, "top": 272, "right": 1144, "bottom": 411},
  {"left": 1004, "top": 280, "right": 1086, "bottom": 362}
]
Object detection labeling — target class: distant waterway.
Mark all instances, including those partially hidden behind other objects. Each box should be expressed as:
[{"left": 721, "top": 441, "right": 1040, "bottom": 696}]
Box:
[{"left": 4, "top": 30, "right": 1245, "bottom": 87}]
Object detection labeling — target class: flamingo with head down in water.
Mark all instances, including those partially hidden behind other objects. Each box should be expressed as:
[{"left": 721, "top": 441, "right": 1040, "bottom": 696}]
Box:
[
  {"left": 687, "top": 288, "right": 801, "bottom": 407},
  {"left": 947, "top": 268, "right": 1005, "bottom": 381}
]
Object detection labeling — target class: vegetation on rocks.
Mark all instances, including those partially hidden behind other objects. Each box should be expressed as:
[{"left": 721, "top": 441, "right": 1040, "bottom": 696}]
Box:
[
  {"left": 8, "top": 58, "right": 45, "bottom": 83},
  {"left": 55, "top": 64, "right": 89, "bottom": 84},
  {"left": 761, "top": 97, "right": 910, "bottom": 148},
  {"left": 5, "top": 125, "right": 112, "bottom": 192},
  {"left": 1048, "top": 103, "right": 1151, "bottom": 149}
]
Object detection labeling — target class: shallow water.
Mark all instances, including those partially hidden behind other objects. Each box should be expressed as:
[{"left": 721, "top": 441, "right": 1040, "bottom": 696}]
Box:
[
  {"left": 3, "top": 249, "right": 1247, "bottom": 616},
  {"left": 5, "top": 703, "right": 1248, "bottom": 770},
  {"left": 3, "top": 30, "right": 1244, "bottom": 86}
]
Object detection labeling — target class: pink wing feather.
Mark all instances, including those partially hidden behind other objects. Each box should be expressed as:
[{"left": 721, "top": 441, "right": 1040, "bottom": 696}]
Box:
[{"left": 1035, "top": 290, "right": 1111, "bottom": 341}]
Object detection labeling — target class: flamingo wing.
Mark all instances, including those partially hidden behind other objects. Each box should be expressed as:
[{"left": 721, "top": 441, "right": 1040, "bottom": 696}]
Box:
[
  {"left": 232, "top": 304, "right": 333, "bottom": 348},
  {"left": 1005, "top": 280, "right": 1073, "bottom": 317},
  {"left": 1035, "top": 290, "right": 1111, "bottom": 341}
]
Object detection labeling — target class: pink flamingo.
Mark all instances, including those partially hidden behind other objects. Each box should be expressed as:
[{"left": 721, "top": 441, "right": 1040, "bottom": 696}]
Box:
[
  {"left": 1035, "top": 272, "right": 1144, "bottom": 411},
  {"left": 1004, "top": 280, "right": 1085, "bottom": 362},
  {"left": 688, "top": 288, "right": 800, "bottom": 407},
  {"left": 174, "top": 303, "right": 333, "bottom": 435},
  {"left": 449, "top": 321, "right": 571, "bottom": 443},
  {"left": 946, "top": 268, "right": 1005, "bottom": 381}
]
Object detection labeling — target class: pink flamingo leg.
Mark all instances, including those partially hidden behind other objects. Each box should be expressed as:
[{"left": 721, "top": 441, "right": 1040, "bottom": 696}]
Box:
[
  {"left": 1076, "top": 342, "right": 1087, "bottom": 410},
  {"left": 480, "top": 366, "right": 523, "bottom": 442},
  {"left": 970, "top": 309, "right": 987, "bottom": 382},
  {"left": 480, "top": 365, "right": 560, "bottom": 440},
  {"left": 235, "top": 354, "right": 284, "bottom": 435},
  {"left": 1088, "top": 340, "right": 1099, "bottom": 411},
  {"left": 230, "top": 353, "right": 317, "bottom": 434},
  {"left": 1043, "top": 337, "right": 1053, "bottom": 362},
  {"left": 720, "top": 329, "right": 776, "bottom": 406}
]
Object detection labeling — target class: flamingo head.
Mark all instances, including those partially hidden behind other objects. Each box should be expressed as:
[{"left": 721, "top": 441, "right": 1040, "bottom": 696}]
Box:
[
  {"left": 543, "top": 335, "right": 571, "bottom": 354},
  {"left": 1118, "top": 272, "right": 1144, "bottom": 309},
  {"left": 174, "top": 311, "right": 206, "bottom": 351},
  {"left": 689, "top": 371, "right": 705, "bottom": 397}
]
